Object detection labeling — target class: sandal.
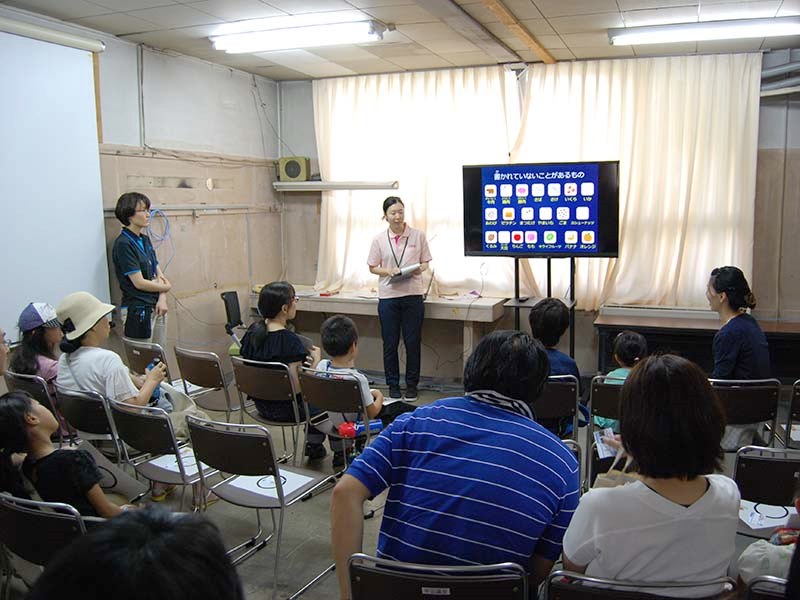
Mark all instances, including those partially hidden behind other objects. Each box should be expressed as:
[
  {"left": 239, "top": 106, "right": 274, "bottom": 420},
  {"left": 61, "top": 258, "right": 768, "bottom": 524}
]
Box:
[{"left": 151, "top": 484, "right": 177, "bottom": 502}]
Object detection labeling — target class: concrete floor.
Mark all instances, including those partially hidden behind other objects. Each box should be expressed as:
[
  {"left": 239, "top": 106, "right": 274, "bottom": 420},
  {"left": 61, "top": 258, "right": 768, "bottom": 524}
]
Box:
[{"left": 5, "top": 382, "right": 795, "bottom": 598}]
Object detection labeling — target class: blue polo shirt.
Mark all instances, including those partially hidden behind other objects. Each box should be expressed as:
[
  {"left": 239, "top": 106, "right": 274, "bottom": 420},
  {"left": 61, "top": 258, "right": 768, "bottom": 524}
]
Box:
[
  {"left": 346, "top": 392, "right": 580, "bottom": 567},
  {"left": 111, "top": 228, "right": 159, "bottom": 308}
]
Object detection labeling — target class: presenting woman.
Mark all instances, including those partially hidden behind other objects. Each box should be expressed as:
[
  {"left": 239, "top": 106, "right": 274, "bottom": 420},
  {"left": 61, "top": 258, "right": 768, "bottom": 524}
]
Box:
[
  {"left": 367, "top": 197, "right": 432, "bottom": 400},
  {"left": 706, "top": 266, "right": 770, "bottom": 450}
]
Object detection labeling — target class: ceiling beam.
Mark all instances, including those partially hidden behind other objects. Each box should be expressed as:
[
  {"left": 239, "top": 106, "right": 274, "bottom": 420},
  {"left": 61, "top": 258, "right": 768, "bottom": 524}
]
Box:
[
  {"left": 416, "top": 0, "right": 523, "bottom": 64},
  {"left": 480, "top": 0, "right": 556, "bottom": 64}
]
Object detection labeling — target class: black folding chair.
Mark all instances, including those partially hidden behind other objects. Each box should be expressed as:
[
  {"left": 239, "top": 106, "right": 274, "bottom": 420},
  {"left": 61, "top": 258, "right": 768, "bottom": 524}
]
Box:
[
  {"left": 537, "top": 375, "right": 580, "bottom": 441},
  {"left": 121, "top": 337, "right": 171, "bottom": 381},
  {"left": 4, "top": 370, "right": 69, "bottom": 446},
  {"left": 709, "top": 378, "right": 780, "bottom": 449},
  {"left": 174, "top": 346, "right": 240, "bottom": 422},
  {"left": 349, "top": 553, "right": 528, "bottom": 600},
  {"left": 547, "top": 570, "right": 736, "bottom": 600},
  {"left": 221, "top": 290, "right": 246, "bottom": 347},
  {"left": 54, "top": 384, "right": 123, "bottom": 464},
  {"left": 746, "top": 575, "right": 787, "bottom": 599}
]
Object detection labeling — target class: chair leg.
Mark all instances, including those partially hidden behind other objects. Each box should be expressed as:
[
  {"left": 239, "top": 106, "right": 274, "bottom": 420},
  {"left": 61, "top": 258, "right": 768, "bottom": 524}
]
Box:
[
  {"left": 271, "top": 509, "right": 285, "bottom": 600},
  {"left": 287, "top": 563, "right": 336, "bottom": 600},
  {"left": 227, "top": 509, "right": 274, "bottom": 565}
]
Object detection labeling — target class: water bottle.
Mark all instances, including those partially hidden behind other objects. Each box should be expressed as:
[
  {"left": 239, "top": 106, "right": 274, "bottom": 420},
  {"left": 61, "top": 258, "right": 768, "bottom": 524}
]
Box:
[{"left": 355, "top": 419, "right": 382, "bottom": 436}]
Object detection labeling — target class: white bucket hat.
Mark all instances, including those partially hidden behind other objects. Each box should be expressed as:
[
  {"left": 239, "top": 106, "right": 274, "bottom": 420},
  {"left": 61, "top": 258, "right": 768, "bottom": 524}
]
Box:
[{"left": 56, "top": 292, "right": 115, "bottom": 341}]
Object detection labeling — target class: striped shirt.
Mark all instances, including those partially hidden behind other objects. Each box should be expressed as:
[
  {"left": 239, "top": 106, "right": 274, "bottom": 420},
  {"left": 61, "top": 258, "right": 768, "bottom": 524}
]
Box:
[{"left": 346, "top": 392, "right": 580, "bottom": 567}]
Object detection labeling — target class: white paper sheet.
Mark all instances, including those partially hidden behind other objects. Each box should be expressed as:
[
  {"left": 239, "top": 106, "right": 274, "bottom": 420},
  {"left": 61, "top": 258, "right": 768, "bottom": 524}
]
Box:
[
  {"left": 148, "top": 446, "right": 207, "bottom": 478},
  {"left": 227, "top": 470, "right": 315, "bottom": 499},
  {"left": 739, "top": 499, "right": 800, "bottom": 531},
  {"left": 791, "top": 424, "right": 800, "bottom": 442},
  {"left": 170, "top": 379, "right": 207, "bottom": 395}
]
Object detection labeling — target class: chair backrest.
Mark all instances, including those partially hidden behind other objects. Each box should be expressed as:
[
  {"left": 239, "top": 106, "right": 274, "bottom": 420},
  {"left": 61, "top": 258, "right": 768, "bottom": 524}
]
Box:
[
  {"left": 186, "top": 415, "right": 278, "bottom": 478},
  {"left": 231, "top": 356, "right": 297, "bottom": 406},
  {"left": 589, "top": 376, "right": 622, "bottom": 420},
  {"left": 348, "top": 553, "right": 527, "bottom": 600},
  {"left": 221, "top": 290, "right": 243, "bottom": 334},
  {"left": 787, "top": 379, "right": 800, "bottom": 442},
  {"left": 0, "top": 493, "right": 87, "bottom": 566},
  {"left": 547, "top": 570, "right": 736, "bottom": 600},
  {"left": 4, "top": 370, "right": 58, "bottom": 418},
  {"left": 109, "top": 401, "right": 180, "bottom": 457},
  {"left": 746, "top": 575, "right": 787, "bottom": 600},
  {"left": 709, "top": 379, "right": 780, "bottom": 426},
  {"left": 298, "top": 367, "right": 366, "bottom": 414},
  {"left": 733, "top": 446, "right": 800, "bottom": 506},
  {"left": 54, "top": 384, "right": 116, "bottom": 436},
  {"left": 536, "top": 375, "right": 579, "bottom": 437},
  {"left": 174, "top": 346, "right": 225, "bottom": 389},
  {"left": 122, "top": 337, "right": 168, "bottom": 378}
]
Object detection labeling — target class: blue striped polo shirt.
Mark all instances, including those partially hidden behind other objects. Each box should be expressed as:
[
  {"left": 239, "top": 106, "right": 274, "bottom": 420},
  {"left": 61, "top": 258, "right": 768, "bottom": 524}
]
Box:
[{"left": 346, "top": 392, "right": 580, "bottom": 567}]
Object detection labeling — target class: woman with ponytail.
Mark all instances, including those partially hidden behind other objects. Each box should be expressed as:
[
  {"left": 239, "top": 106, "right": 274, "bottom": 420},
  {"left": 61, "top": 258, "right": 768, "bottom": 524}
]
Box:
[
  {"left": 706, "top": 266, "right": 771, "bottom": 449},
  {"left": 0, "top": 391, "right": 131, "bottom": 516}
]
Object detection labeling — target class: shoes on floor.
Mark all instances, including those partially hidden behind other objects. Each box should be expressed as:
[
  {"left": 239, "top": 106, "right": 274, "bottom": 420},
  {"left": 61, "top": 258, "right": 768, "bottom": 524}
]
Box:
[
  {"left": 151, "top": 484, "right": 177, "bottom": 502},
  {"left": 305, "top": 442, "right": 327, "bottom": 460},
  {"left": 404, "top": 387, "right": 418, "bottom": 401},
  {"left": 389, "top": 387, "right": 402, "bottom": 399},
  {"left": 332, "top": 450, "right": 346, "bottom": 469}
]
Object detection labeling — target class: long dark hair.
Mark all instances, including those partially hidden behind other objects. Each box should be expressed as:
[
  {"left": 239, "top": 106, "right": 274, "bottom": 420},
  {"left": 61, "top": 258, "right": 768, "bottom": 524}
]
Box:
[
  {"left": 249, "top": 282, "right": 296, "bottom": 349},
  {"left": 0, "top": 391, "right": 34, "bottom": 498},
  {"left": 9, "top": 327, "right": 56, "bottom": 375}
]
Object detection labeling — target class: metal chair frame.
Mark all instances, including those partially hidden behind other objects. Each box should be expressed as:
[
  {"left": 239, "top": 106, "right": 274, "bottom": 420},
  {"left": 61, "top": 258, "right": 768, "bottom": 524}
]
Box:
[
  {"left": 732, "top": 445, "right": 800, "bottom": 507},
  {"left": 109, "top": 400, "right": 213, "bottom": 511},
  {"left": 537, "top": 375, "right": 580, "bottom": 442},
  {"left": 174, "top": 345, "right": 240, "bottom": 422},
  {"left": 746, "top": 574, "right": 787, "bottom": 599},
  {"left": 4, "top": 370, "right": 69, "bottom": 446},
  {"left": 0, "top": 493, "right": 100, "bottom": 600},
  {"left": 708, "top": 378, "right": 781, "bottom": 448},
  {"left": 231, "top": 356, "right": 307, "bottom": 464},
  {"left": 348, "top": 553, "right": 528, "bottom": 600},
  {"left": 121, "top": 337, "right": 171, "bottom": 380},
  {"left": 776, "top": 379, "right": 800, "bottom": 448},
  {"left": 186, "top": 415, "right": 335, "bottom": 600},
  {"left": 53, "top": 383, "right": 124, "bottom": 464},
  {"left": 546, "top": 570, "right": 736, "bottom": 600}
]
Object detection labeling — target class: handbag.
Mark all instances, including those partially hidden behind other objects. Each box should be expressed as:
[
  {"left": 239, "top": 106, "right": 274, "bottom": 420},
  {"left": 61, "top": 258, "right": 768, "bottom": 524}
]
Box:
[{"left": 592, "top": 449, "right": 643, "bottom": 489}]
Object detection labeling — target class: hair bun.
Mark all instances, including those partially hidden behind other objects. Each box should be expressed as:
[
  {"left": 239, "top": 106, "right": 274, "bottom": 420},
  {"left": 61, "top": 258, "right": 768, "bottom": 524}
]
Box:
[{"left": 745, "top": 292, "right": 757, "bottom": 309}]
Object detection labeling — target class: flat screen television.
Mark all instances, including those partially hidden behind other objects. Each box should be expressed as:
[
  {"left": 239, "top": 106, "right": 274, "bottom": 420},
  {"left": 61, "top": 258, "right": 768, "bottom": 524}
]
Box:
[{"left": 463, "top": 161, "right": 619, "bottom": 258}]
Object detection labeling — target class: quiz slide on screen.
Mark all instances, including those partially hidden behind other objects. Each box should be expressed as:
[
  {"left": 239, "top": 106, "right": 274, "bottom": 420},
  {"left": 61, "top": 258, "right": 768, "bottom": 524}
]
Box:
[{"left": 481, "top": 163, "right": 600, "bottom": 255}]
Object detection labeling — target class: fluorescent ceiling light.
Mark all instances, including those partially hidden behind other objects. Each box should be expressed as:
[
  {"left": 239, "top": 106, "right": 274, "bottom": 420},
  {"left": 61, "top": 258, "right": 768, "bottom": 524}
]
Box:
[
  {"left": 211, "top": 20, "right": 386, "bottom": 54},
  {"left": 212, "top": 11, "right": 366, "bottom": 36},
  {"left": 609, "top": 16, "right": 800, "bottom": 45}
]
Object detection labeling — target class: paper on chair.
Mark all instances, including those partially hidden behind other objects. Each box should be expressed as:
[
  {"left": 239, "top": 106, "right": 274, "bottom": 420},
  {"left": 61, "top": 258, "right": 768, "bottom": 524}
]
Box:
[
  {"left": 170, "top": 379, "right": 206, "bottom": 395},
  {"left": 227, "top": 470, "right": 315, "bottom": 499},
  {"left": 791, "top": 424, "right": 800, "bottom": 442},
  {"left": 149, "top": 446, "right": 207, "bottom": 478},
  {"left": 739, "top": 499, "right": 800, "bottom": 531}
]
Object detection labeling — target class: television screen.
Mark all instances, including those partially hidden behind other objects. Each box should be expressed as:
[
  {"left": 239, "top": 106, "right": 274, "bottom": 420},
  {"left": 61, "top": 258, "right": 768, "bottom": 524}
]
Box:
[{"left": 463, "top": 161, "right": 619, "bottom": 258}]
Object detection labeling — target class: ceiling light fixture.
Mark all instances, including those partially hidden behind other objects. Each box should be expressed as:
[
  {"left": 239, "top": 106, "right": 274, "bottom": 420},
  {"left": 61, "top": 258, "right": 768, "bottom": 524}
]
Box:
[
  {"left": 210, "top": 20, "right": 386, "bottom": 54},
  {"left": 608, "top": 16, "right": 800, "bottom": 46}
]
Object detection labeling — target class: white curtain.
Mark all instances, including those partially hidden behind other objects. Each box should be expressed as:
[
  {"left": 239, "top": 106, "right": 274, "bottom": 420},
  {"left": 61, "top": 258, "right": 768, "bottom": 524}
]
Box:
[
  {"left": 313, "top": 66, "right": 522, "bottom": 296},
  {"left": 512, "top": 53, "right": 762, "bottom": 309}
]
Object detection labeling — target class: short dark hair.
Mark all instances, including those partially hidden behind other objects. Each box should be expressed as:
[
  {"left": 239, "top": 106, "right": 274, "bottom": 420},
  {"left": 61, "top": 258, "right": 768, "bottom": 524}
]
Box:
[
  {"left": 257, "top": 281, "right": 295, "bottom": 319},
  {"left": 709, "top": 266, "right": 756, "bottom": 311},
  {"left": 321, "top": 315, "right": 358, "bottom": 357},
  {"left": 612, "top": 330, "right": 648, "bottom": 368},
  {"left": 28, "top": 507, "right": 244, "bottom": 600},
  {"left": 528, "top": 298, "right": 569, "bottom": 347},
  {"left": 382, "top": 196, "right": 404, "bottom": 214},
  {"left": 620, "top": 354, "right": 724, "bottom": 479},
  {"left": 464, "top": 330, "right": 549, "bottom": 405},
  {"left": 114, "top": 192, "right": 151, "bottom": 226}
]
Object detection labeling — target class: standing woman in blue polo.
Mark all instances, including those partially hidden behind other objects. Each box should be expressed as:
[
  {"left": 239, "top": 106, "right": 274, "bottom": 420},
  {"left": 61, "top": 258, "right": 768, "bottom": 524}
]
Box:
[
  {"left": 367, "top": 197, "right": 432, "bottom": 401},
  {"left": 706, "top": 265, "right": 770, "bottom": 449},
  {"left": 111, "top": 192, "right": 171, "bottom": 349}
]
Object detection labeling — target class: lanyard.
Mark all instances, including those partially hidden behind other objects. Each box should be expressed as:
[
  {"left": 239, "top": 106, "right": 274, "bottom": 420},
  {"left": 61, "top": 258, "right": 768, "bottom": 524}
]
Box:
[
  {"left": 122, "top": 229, "right": 156, "bottom": 277},
  {"left": 387, "top": 229, "right": 409, "bottom": 268}
]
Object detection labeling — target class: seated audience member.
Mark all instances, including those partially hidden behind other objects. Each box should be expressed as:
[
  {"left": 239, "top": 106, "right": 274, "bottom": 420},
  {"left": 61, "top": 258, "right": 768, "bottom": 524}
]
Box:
[
  {"left": 331, "top": 330, "right": 580, "bottom": 598},
  {"left": 594, "top": 330, "right": 647, "bottom": 433},
  {"left": 240, "top": 281, "right": 328, "bottom": 460},
  {"left": 706, "top": 266, "right": 771, "bottom": 450},
  {"left": 0, "top": 391, "right": 130, "bottom": 517},
  {"left": 738, "top": 481, "right": 800, "bottom": 585},
  {"left": 9, "top": 302, "right": 63, "bottom": 392},
  {"left": 562, "top": 354, "right": 739, "bottom": 597},
  {"left": 529, "top": 297, "right": 585, "bottom": 435},
  {"left": 316, "top": 315, "right": 384, "bottom": 468},
  {"left": 27, "top": 507, "right": 244, "bottom": 600}
]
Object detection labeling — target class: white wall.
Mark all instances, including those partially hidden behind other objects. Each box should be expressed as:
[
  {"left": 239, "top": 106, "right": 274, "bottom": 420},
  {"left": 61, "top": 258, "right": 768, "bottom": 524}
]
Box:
[
  {"left": 0, "top": 5, "right": 280, "bottom": 158},
  {"left": 279, "top": 80, "right": 319, "bottom": 171}
]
